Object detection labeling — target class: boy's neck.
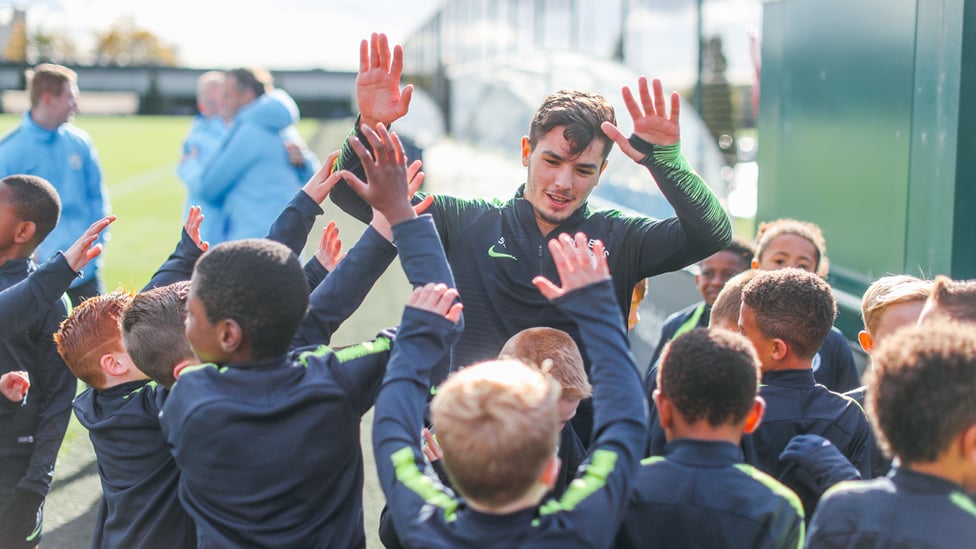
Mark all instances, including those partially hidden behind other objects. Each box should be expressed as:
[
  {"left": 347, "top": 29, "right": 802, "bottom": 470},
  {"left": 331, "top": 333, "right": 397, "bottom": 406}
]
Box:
[
  {"left": 667, "top": 420, "right": 743, "bottom": 446},
  {"left": 904, "top": 455, "right": 969, "bottom": 489},
  {"left": 0, "top": 247, "right": 34, "bottom": 267},
  {"left": 761, "top": 355, "right": 812, "bottom": 373},
  {"left": 465, "top": 486, "right": 548, "bottom": 516}
]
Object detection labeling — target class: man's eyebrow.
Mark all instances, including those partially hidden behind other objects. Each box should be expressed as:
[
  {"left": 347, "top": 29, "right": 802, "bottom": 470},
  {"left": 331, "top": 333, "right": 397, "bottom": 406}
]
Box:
[{"left": 540, "top": 150, "right": 599, "bottom": 170}]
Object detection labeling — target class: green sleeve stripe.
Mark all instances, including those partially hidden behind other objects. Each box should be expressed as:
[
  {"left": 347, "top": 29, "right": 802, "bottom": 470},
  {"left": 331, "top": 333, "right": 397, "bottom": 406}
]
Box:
[
  {"left": 298, "top": 344, "right": 334, "bottom": 368},
  {"left": 673, "top": 303, "right": 707, "bottom": 340},
  {"left": 734, "top": 463, "right": 806, "bottom": 545},
  {"left": 640, "top": 455, "right": 665, "bottom": 466},
  {"left": 651, "top": 142, "right": 731, "bottom": 241},
  {"left": 951, "top": 491, "right": 976, "bottom": 518},
  {"left": 539, "top": 449, "right": 618, "bottom": 516},
  {"left": 390, "top": 446, "right": 458, "bottom": 523},
  {"left": 333, "top": 337, "right": 392, "bottom": 362},
  {"left": 177, "top": 363, "right": 219, "bottom": 377},
  {"left": 123, "top": 380, "right": 158, "bottom": 400},
  {"left": 734, "top": 464, "right": 805, "bottom": 548}
]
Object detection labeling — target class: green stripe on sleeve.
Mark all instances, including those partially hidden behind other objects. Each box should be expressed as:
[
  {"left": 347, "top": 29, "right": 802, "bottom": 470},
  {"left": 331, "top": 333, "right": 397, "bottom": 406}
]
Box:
[
  {"left": 298, "top": 344, "right": 334, "bottom": 368},
  {"left": 950, "top": 491, "right": 976, "bottom": 518},
  {"left": 333, "top": 337, "right": 392, "bottom": 363},
  {"left": 640, "top": 456, "right": 665, "bottom": 466},
  {"left": 734, "top": 463, "right": 806, "bottom": 547},
  {"left": 391, "top": 446, "right": 459, "bottom": 523},
  {"left": 539, "top": 449, "right": 618, "bottom": 516}
]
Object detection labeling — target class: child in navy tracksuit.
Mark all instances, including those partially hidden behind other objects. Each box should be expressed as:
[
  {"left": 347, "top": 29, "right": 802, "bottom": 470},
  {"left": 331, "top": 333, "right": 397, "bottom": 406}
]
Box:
[
  {"left": 618, "top": 328, "right": 804, "bottom": 548},
  {"left": 0, "top": 175, "right": 85, "bottom": 549},
  {"left": 808, "top": 322, "right": 976, "bottom": 547},
  {"left": 372, "top": 228, "right": 647, "bottom": 548},
  {"left": 739, "top": 269, "right": 873, "bottom": 516},
  {"left": 161, "top": 123, "right": 451, "bottom": 548}
]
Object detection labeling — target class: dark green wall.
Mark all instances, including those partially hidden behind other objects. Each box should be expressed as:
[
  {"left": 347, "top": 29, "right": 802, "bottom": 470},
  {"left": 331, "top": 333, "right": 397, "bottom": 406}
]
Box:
[{"left": 759, "top": 0, "right": 975, "bottom": 333}]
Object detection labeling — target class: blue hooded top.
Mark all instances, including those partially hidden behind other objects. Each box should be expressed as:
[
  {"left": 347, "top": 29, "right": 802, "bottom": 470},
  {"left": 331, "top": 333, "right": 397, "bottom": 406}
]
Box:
[{"left": 192, "top": 89, "right": 317, "bottom": 243}]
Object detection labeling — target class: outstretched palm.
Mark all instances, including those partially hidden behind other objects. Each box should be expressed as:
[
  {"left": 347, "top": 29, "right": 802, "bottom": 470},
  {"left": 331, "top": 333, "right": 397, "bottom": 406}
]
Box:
[
  {"left": 627, "top": 77, "right": 680, "bottom": 145},
  {"left": 357, "top": 33, "right": 413, "bottom": 127},
  {"left": 601, "top": 77, "right": 681, "bottom": 162}
]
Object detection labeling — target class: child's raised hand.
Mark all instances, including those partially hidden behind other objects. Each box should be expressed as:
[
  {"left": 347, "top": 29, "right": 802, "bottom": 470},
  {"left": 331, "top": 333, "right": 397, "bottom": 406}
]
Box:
[
  {"left": 63, "top": 215, "right": 116, "bottom": 272},
  {"left": 314, "top": 221, "right": 344, "bottom": 271},
  {"left": 183, "top": 206, "right": 209, "bottom": 252},
  {"left": 406, "top": 282, "right": 462, "bottom": 324},
  {"left": 0, "top": 371, "right": 29, "bottom": 403},
  {"left": 339, "top": 123, "right": 415, "bottom": 226},
  {"left": 533, "top": 232, "right": 611, "bottom": 300},
  {"left": 369, "top": 159, "right": 434, "bottom": 242},
  {"left": 302, "top": 150, "right": 343, "bottom": 204}
]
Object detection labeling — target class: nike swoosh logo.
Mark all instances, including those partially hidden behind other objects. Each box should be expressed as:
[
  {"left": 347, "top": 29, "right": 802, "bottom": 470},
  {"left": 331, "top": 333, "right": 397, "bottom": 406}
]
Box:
[{"left": 488, "top": 245, "right": 518, "bottom": 261}]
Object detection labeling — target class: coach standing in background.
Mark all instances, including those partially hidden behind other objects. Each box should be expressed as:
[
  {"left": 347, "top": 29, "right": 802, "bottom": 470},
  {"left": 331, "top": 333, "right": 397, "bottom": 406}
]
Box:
[{"left": 0, "top": 64, "right": 110, "bottom": 306}]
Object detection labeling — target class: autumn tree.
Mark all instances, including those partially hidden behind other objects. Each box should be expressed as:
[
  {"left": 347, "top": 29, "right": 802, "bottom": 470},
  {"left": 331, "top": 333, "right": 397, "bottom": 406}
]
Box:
[
  {"left": 29, "top": 29, "right": 82, "bottom": 64},
  {"left": 93, "top": 18, "right": 178, "bottom": 66}
]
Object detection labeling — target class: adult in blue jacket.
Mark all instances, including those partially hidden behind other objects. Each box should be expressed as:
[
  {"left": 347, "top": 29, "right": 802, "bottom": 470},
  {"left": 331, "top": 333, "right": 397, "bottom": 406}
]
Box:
[
  {"left": 193, "top": 67, "right": 318, "bottom": 243},
  {"left": 177, "top": 71, "right": 228, "bottom": 243},
  {"left": 0, "top": 64, "right": 110, "bottom": 305}
]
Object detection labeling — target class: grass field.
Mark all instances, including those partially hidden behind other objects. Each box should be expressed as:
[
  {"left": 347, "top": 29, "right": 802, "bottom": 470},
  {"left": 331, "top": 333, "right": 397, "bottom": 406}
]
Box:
[
  {"left": 0, "top": 114, "right": 401, "bottom": 547},
  {"left": 0, "top": 114, "right": 320, "bottom": 290}
]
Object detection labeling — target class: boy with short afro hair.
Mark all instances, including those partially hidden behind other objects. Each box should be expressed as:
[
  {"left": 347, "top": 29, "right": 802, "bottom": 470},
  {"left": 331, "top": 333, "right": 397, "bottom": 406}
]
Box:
[
  {"left": 739, "top": 269, "right": 873, "bottom": 512},
  {"left": 807, "top": 322, "right": 976, "bottom": 547},
  {"left": 0, "top": 174, "right": 76, "bottom": 549},
  {"left": 54, "top": 289, "right": 196, "bottom": 548},
  {"left": 164, "top": 121, "right": 455, "bottom": 548},
  {"left": 617, "top": 328, "right": 804, "bottom": 548},
  {"left": 918, "top": 275, "right": 976, "bottom": 325},
  {"left": 643, "top": 269, "right": 756, "bottom": 456}
]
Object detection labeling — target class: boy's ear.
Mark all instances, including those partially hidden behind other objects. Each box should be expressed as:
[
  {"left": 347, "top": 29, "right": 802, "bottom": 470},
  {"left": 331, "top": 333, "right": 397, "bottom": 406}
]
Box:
[
  {"left": 858, "top": 330, "right": 874, "bottom": 353},
  {"left": 521, "top": 136, "right": 531, "bottom": 167},
  {"left": 13, "top": 220, "right": 35, "bottom": 244},
  {"left": 539, "top": 455, "right": 560, "bottom": 490},
  {"left": 653, "top": 389, "right": 674, "bottom": 430},
  {"left": 98, "top": 352, "right": 128, "bottom": 377},
  {"left": 960, "top": 424, "right": 976, "bottom": 466},
  {"left": 743, "top": 396, "right": 766, "bottom": 434},
  {"left": 770, "top": 338, "right": 789, "bottom": 361},
  {"left": 218, "top": 319, "right": 243, "bottom": 353},
  {"left": 172, "top": 358, "right": 197, "bottom": 380}
]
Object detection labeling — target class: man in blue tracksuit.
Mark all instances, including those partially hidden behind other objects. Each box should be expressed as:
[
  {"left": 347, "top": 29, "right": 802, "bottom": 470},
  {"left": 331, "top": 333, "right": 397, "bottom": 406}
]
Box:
[
  {"left": 331, "top": 37, "right": 731, "bottom": 446},
  {"left": 0, "top": 64, "right": 110, "bottom": 305},
  {"left": 177, "top": 71, "right": 229, "bottom": 244},
  {"left": 191, "top": 68, "right": 318, "bottom": 243}
]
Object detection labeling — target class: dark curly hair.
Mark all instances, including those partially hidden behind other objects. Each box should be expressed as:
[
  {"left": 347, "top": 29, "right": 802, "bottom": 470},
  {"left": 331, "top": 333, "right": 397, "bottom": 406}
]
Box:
[
  {"left": 658, "top": 328, "right": 761, "bottom": 427},
  {"left": 193, "top": 239, "right": 308, "bottom": 360},
  {"left": 868, "top": 321, "right": 976, "bottom": 464}
]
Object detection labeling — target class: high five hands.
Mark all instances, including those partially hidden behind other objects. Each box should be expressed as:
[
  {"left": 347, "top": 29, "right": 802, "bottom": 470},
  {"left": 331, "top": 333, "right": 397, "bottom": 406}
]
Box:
[
  {"left": 533, "top": 232, "right": 611, "bottom": 300},
  {"left": 601, "top": 77, "right": 680, "bottom": 163},
  {"left": 357, "top": 33, "right": 413, "bottom": 129}
]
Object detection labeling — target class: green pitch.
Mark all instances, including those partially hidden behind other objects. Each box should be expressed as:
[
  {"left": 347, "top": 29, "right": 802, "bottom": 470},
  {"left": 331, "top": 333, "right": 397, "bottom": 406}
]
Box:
[{"left": 0, "top": 114, "right": 320, "bottom": 290}]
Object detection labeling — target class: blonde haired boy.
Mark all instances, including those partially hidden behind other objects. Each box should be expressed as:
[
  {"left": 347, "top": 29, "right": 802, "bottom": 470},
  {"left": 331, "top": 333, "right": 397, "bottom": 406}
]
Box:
[{"left": 374, "top": 232, "right": 647, "bottom": 547}]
